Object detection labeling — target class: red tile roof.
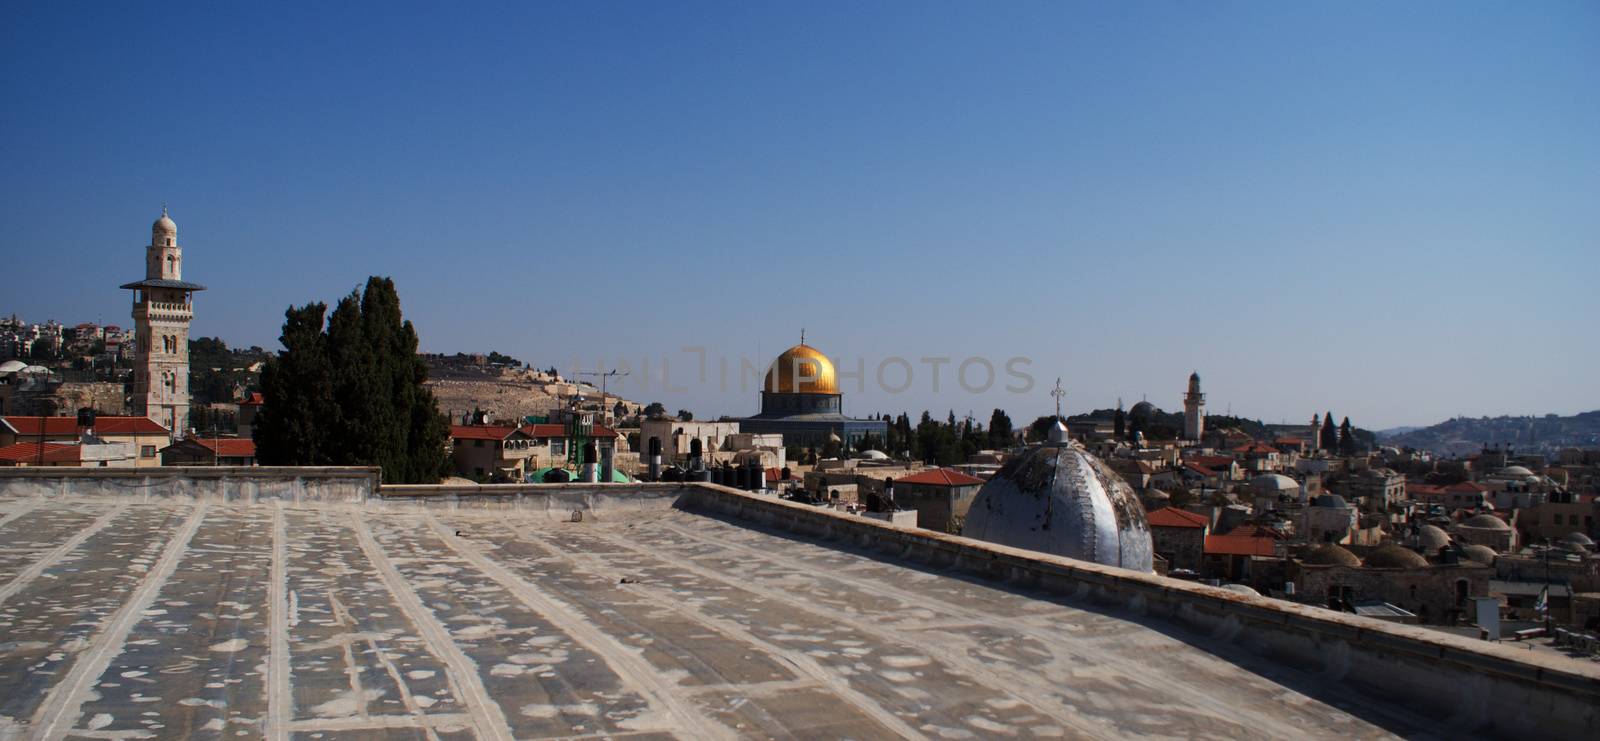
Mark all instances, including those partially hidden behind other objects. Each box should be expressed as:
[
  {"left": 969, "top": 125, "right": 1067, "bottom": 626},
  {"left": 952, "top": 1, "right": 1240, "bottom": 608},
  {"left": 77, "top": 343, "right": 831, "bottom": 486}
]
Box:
[
  {"left": 1408, "top": 483, "right": 1447, "bottom": 496},
  {"left": 1445, "top": 481, "right": 1490, "bottom": 493},
  {"left": 1191, "top": 455, "right": 1236, "bottom": 469},
  {"left": 1204, "top": 526, "right": 1282, "bottom": 557},
  {"left": 1146, "top": 507, "right": 1209, "bottom": 529},
  {"left": 0, "top": 441, "right": 80, "bottom": 464},
  {"left": 1184, "top": 462, "right": 1217, "bottom": 477},
  {"left": 193, "top": 438, "right": 257, "bottom": 457},
  {"left": 521, "top": 423, "right": 619, "bottom": 440},
  {"left": 897, "top": 468, "right": 984, "bottom": 487},
  {"left": 450, "top": 425, "right": 518, "bottom": 441},
  {"left": 1233, "top": 443, "right": 1279, "bottom": 456},
  {"left": 0, "top": 416, "right": 168, "bottom": 436}
]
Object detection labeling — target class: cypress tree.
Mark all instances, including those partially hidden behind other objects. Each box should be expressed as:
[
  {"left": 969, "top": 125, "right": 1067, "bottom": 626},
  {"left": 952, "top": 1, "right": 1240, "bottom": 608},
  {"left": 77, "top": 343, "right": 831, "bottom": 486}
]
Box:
[
  {"left": 254, "top": 302, "right": 336, "bottom": 465},
  {"left": 1338, "top": 417, "right": 1355, "bottom": 456},
  {"left": 988, "top": 408, "right": 1013, "bottom": 449},
  {"left": 253, "top": 278, "right": 448, "bottom": 483},
  {"left": 1320, "top": 412, "right": 1338, "bottom": 451}
]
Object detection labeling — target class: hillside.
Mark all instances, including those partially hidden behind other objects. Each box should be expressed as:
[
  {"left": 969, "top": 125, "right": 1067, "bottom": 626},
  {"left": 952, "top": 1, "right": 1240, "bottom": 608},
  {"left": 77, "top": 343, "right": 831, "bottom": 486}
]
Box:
[
  {"left": 423, "top": 359, "right": 644, "bottom": 424},
  {"left": 1378, "top": 411, "right": 1600, "bottom": 456}
]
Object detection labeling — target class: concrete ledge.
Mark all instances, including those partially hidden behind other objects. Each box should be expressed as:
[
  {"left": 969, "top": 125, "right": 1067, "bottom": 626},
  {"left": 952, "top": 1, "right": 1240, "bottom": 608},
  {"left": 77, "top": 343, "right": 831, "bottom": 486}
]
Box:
[
  {"left": 0, "top": 466, "right": 379, "bottom": 504},
  {"left": 676, "top": 483, "right": 1600, "bottom": 739},
  {"left": 376, "top": 482, "right": 684, "bottom": 520}
]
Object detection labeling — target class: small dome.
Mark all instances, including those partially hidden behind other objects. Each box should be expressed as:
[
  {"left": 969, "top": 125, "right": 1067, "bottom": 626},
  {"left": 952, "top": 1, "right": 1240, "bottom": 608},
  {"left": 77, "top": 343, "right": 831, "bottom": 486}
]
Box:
[
  {"left": 0, "top": 359, "right": 26, "bottom": 374},
  {"left": 1129, "top": 401, "right": 1156, "bottom": 419},
  {"left": 1251, "top": 473, "right": 1299, "bottom": 493},
  {"left": 1311, "top": 494, "right": 1349, "bottom": 508},
  {"left": 859, "top": 449, "right": 888, "bottom": 460},
  {"left": 1365, "top": 544, "right": 1430, "bottom": 569},
  {"left": 1220, "top": 584, "right": 1259, "bottom": 597},
  {"left": 1303, "top": 544, "right": 1361, "bottom": 567},
  {"left": 1496, "top": 465, "right": 1535, "bottom": 478},
  {"left": 1462, "top": 513, "right": 1509, "bottom": 531},
  {"left": 763, "top": 343, "right": 838, "bottom": 395},
  {"left": 1461, "top": 544, "right": 1498, "bottom": 565},
  {"left": 1563, "top": 532, "right": 1595, "bottom": 548},
  {"left": 153, "top": 207, "right": 176, "bottom": 235},
  {"left": 964, "top": 439, "right": 1153, "bottom": 572},
  {"left": 1416, "top": 524, "right": 1451, "bottom": 551}
]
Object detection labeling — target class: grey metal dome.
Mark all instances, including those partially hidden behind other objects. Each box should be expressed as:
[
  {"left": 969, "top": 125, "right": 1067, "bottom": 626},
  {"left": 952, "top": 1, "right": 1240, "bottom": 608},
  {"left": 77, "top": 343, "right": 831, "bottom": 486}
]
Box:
[{"left": 962, "top": 426, "right": 1153, "bottom": 572}]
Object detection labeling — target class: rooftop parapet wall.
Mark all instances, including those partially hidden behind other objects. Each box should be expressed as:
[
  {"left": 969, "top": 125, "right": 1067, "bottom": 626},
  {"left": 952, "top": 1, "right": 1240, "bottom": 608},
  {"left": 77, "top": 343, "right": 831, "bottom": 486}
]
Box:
[
  {"left": 676, "top": 483, "right": 1600, "bottom": 740},
  {"left": 0, "top": 466, "right": 378, "bottom": 504},
  {"left": 377, "top": 482, "right": 683, "bottom": 519}
]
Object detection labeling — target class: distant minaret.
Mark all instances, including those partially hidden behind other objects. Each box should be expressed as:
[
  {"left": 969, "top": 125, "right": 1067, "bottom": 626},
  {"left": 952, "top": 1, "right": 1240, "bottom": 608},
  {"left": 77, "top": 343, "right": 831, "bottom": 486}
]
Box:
[
  {"left": 1183, "top": 371, "right": 1205, "bottom": 441},
  {"left": 1310, "top": 413, "right": 1321, "bottom": 453},
  {"left": 121, "top": 207, "right": 205, "bottom": 437}
]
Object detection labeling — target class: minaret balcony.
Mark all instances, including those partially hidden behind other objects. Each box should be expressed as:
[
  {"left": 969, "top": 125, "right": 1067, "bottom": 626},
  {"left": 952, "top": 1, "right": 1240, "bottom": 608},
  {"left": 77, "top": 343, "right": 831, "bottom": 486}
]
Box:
[{"left": 134, "top": 301, "right": 194, "bottom": 319}]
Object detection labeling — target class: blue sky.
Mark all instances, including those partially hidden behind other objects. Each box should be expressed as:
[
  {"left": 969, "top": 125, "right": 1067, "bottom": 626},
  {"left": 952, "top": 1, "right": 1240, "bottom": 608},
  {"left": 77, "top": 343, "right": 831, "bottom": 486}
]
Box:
[{"left": 2, "top": 1, "right": 1596, "bottom": 429}]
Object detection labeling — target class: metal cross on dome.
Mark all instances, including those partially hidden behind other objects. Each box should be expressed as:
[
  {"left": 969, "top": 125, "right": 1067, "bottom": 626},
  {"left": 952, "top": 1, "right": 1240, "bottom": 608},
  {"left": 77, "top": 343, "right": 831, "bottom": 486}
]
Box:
[{"left": 1050, "top": 377, "right": 1066, "bottom": 418}]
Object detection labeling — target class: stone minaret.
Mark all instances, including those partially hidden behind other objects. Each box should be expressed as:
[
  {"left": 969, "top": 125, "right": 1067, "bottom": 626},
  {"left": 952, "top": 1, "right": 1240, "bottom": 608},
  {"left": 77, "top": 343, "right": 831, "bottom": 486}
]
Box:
[
  {"left": 1310, "top": 413, "right": 1321, "bottom": 453},
  {"left": 1183, "top": 371, "right": 1205, "bottom": 441},
  {"left": 122, "top": 207, "right": 205, "bottom": 437}
]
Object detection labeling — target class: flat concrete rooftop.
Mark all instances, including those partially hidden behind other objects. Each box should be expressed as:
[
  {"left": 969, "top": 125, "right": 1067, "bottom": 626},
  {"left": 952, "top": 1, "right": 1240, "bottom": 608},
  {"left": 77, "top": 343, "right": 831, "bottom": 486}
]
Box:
[{"left": 0, "top": 494, "right": 1552, "bottom": 739}]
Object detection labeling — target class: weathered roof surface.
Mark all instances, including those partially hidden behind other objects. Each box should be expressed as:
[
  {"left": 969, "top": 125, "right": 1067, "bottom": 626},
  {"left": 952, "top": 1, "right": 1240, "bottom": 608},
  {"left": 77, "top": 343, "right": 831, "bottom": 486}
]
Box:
[{"left": 0, "top": 496, "right": 1453, "bottom": 739}]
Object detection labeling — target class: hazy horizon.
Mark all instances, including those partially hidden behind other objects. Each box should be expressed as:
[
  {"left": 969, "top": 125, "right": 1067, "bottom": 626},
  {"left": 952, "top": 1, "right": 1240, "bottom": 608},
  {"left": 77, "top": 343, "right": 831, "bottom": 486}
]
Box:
[{"left": 3, "top": 2, "right": 1596, "bottom": 429}]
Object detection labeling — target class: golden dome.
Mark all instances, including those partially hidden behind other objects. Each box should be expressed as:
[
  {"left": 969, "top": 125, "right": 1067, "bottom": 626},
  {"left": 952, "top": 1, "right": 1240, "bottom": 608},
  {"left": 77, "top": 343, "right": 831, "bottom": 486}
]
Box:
[{"left": 763, "top": 343, "right": 839, "bottom": 395}]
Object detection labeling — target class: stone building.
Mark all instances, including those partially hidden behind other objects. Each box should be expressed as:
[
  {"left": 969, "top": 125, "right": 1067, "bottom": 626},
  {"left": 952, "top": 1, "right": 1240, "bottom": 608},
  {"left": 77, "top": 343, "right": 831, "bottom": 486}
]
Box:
[
  {"left": 0, "top": 415, "right": 168, "bottom": 467},
  {"left": 1147, "top": 507, "right": 1208, "bottom": 574},
  {"left": 1293, "top": 544, "right": 1492, "bottom": 625},
  {"left": 1453, "top": 513, "right": 1517, "bottom": 552},
  {"left": 121, "top": 208, "right": 204, "bottom": 437},
  {"left": 1303, "top": 494, "right": 1359, "bottom": 544},
  {"left": 889, "top": 467, "right": 984, "bottom": 533},
  {"left": 161, "top": 437, "right": 257, "bottom": 466}
]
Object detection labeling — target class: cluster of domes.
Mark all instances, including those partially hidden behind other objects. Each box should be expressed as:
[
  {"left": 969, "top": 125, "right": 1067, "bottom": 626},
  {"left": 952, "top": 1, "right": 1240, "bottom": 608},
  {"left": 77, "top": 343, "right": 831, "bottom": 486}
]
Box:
[{"left": 963, "top": 422, "right": 1153, "bottom": 572}]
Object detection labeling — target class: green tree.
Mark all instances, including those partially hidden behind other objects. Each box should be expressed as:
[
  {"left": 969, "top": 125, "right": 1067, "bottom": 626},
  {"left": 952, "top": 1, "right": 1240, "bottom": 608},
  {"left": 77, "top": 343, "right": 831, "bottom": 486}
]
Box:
[
  {"left": 1320, "top": 412, "right": 1338, "bottom": 451},
  {"left": 987, "top": 408, "right": 1013, "bottom": 449},
  {"left": 254, "top": 303, "right": 337, "bottom": 466},
  {"left": 253, "top": 278, "right": 449, "bottom": 483},
  {"left": 1338, "top": 416, "right": 1355, "bottom": 456},
  {"left": 677, "top": 409, "right": 694, "bottom": 421},
  {"left": 1027, "top": 414, "right": 1063, "bottom": 441}
]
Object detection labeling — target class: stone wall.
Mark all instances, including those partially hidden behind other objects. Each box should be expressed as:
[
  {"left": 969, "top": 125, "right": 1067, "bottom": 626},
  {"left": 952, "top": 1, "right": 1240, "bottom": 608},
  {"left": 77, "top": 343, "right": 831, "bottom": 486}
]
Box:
[
  {"left": 0, "top": 466, "right": 377, "bottom": 504},
  {"left": 376, "top": 482, "right": 683, "bottom": 520}
]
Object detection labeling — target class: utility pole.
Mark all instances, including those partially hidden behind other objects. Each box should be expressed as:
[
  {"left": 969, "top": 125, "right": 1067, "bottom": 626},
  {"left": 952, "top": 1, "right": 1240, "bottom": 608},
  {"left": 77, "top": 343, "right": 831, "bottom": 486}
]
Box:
[{"left": 576, "top": 369, "right": 630, "bottom": 426}]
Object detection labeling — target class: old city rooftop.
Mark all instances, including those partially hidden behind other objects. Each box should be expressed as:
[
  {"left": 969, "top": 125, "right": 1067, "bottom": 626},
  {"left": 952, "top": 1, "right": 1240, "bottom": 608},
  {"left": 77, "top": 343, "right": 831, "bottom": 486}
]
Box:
[{"left": 0, "top": 472, "right": 1595, "bottom": 739}]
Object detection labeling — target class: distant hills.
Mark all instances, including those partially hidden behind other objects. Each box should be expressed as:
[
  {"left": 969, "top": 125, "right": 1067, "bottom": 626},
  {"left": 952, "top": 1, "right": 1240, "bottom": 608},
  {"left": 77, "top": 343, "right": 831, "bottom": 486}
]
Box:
[{"left": 1378, "top": 411, "right": 1600, "bottom": 456}]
